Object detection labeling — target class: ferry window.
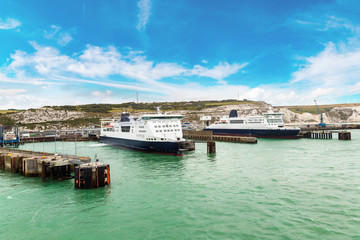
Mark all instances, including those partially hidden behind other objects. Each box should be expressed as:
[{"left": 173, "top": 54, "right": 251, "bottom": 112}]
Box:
[
  {"left": 171, "top": 129, "right": 173, "bottom": 132},
  {"left": 169, "top": 125, "right": 172, "bottom": 127},
  {"left": 159, "top": 130, "right": 162, "bottom": 132},
  {"left": 156, "top": 130, "right": 158, "bottom": 132},
  {"left": 230, "top": 120, "right": 244, "bottom": 124},
  {"left": 120, "top": 126, "right": 129, "bottom": 131}
]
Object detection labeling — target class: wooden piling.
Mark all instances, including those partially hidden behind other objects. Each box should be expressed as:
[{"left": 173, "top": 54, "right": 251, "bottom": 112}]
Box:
[
  {"left": 0, "top": 154, "right": 4, "bottom": 170},
  {"left": 106, "top": 164, "right": 110, "bottom": 186},
  {"left": 42, "top": 161, "right": 46, "bottom": 182},
  {"left": 207, "top": 141, "right": 216, "bottom": 154},
  {"left": 338, "top": 131, "right": 351, "bottom": 140}
]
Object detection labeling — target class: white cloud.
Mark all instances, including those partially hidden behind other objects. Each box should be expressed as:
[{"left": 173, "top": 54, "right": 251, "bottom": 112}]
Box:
[
  {"left": 2, "top": 40, "right": 340, "bottom": 107},
  {"left": 350, "top": 82, "right": 360, "bottom": 93},
  {"left": 190, "top": 62, "right": 248, "bottom": 84},
  {"left": 0, "top": 92, "right": 48, "bottom": 110},
  {"left": 292, "top": 42, "right": 360, "bottom": 88},
  {"left": 44, "top": 25, "right": 73, "bottom": 46},
  {"left": 295, "top": 15, "right": 360, "bottom": 34},
  {"left": 57, "top": 32, "right": 73, "bottom": 46},
  {"left": 9, "top": 41, "right": 73, "bottom": 75},
  {"left": 1, "top": 42, "right": 258, "bottom": 108},
  {"left": 0, "top": 18, "right": 21, "bottom": 29},
  {"left": 67, "top": 45, "right": 120, "bottom": 78},
  {"left": 0, "top": 89, "right": 27, "bottom": 96},
  {"left": 136, "top": 0, "right": 151, "bottom": 31},
  {"left": 320, "top": 16, "right": 360, "bottom": 33},
  {"left": 92, "top": 90, "right": 112, "bottom": 98},
  {"left": 44, "top": 25, "right": 61, "bottom": 39}
]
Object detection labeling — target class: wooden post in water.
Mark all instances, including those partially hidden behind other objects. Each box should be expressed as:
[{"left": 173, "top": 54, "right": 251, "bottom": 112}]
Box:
[
  {"left": 338, "top": 131, "right": 351, "bottom": 140},
  {"left": 41, "top": 161, "right": 46, "bottom": 182},
  {"left": 207, "top": 141, "right": 216, "bottom": 154}
]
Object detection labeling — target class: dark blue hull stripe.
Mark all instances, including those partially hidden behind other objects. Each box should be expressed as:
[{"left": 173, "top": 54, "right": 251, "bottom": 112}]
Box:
[
  {"left": 100, "top": 136, "right": 182, "bottom": 154},
  {"left": 205, "top": 128, "right": 301, "bottom": 139}
]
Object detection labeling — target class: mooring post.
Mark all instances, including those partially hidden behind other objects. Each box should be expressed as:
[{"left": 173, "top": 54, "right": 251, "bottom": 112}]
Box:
[
  {"left": 41, "top": 161, "right": 46, "bottom": 182},
  {"left": 338, "top": 131, "right": 351, "bottom": 140},
  {"left": 207, "top": 141, "right": 216, "bottom": 154}
]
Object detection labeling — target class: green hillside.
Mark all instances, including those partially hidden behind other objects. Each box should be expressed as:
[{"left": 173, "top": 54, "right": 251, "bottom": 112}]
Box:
[{"left": 44, "top": 99, "right": 261, "bottom": 114}]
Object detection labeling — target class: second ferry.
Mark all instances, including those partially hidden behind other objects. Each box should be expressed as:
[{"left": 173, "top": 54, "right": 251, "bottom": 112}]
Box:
[
  {"left": 100, "top": 108, "right": 187, "bottom": 155},
  {"left": 204, "top": 110, "right": 301, "bottom": 138}
]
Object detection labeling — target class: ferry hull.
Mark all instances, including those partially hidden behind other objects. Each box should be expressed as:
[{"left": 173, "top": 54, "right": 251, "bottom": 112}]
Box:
[
  {"left": 205, "top": 128, "right": 301, "bottom": 139},
  {"left": 100, "top": 136, "right": 183, "bottom": 155}
]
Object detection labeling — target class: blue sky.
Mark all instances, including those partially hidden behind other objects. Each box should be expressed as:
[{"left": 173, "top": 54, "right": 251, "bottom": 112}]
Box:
[{"left": 1, "top": 0, "right": 360, "bottom": 109}]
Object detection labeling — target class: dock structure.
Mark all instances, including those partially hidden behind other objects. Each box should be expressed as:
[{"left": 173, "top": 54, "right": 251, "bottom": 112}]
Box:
[
  {"left": 338, "top": 131, "right": 351, "bottom": 140},
  {"left": 183, "top": 130, "right": 257, "bottom": 144},
  {"left": 301, "top": 130, "right": 352, "bottom": 140},
  {"left": 301, "top": 131, "right": 333, "bottom": 139},
  {"left": 207, "top": 141, "right": 216, "bottom": 154},
  {"left": 75, "top": 162, "right": 110, "bottom": 189}
]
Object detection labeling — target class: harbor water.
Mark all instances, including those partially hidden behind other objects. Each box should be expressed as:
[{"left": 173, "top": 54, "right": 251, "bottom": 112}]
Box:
[{"left": 1, "top": 131, "right": 360, "bottom": 239}]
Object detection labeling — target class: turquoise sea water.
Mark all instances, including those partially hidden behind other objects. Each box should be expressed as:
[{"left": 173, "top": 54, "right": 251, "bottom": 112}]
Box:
[{"left": 1, "top": 131, "right": 360, "bottom": 240}]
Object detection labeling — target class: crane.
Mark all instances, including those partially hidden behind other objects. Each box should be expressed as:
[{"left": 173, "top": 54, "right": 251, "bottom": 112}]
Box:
[{"left": 314, "top": 99, "right": 326, "bottom": 127}]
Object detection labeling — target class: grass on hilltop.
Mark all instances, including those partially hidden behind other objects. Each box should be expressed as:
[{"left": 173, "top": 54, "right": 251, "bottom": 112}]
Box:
[{"left": 44, "top": 99, "right": 260, "bottom": 114}]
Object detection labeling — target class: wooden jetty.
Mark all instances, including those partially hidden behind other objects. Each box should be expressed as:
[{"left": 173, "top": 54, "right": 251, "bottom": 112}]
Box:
[
  {"left": 0, "top": 148, "right": 110, "bottom": 188},
  {"left": 183, "top": 130, "right": 257, "bottom": 144}
]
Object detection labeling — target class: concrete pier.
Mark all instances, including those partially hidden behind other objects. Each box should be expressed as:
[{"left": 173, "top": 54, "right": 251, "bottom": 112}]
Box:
[{"left": 0, "top": 148, "right": 91, "bottom": 181}]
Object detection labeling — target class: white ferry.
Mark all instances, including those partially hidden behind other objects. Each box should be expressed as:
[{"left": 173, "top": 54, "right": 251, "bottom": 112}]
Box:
[
  {"left": 204, "top": 110, "right": 301, "bottom": 138},
  {"left": 100, "top": 108, "right": 186, "bottom": 155}
]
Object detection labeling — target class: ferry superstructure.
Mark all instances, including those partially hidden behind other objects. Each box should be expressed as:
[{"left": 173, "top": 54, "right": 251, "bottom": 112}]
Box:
[
  {"left": 204, "top": 110, "right": 301, "bottom": 138},
  {"left": 100, "top": 108, "right": 186, "bottom": 155}
]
